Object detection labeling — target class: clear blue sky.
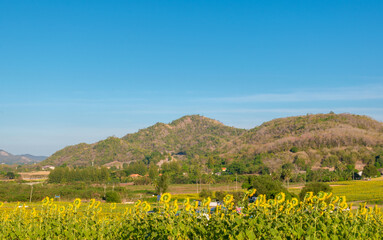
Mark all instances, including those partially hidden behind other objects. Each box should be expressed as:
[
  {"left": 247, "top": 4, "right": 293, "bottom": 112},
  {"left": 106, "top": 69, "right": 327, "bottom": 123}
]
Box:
[{"left": 1, "top": 0, "right": 382, "bottom": 156}]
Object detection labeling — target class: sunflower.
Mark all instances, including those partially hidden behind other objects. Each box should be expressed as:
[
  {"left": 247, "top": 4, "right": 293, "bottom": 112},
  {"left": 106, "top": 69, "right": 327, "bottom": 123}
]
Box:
[
  {"left": 68, "top": 204, "right": 74, "bottom": 211},
  {"left": 317, "top": 191, "right": 326, "bottom": 201},
  {"left": 94, "top": 201, "right": 101, "bottom": 209},
  {"left": 141, "top": 201, "right": 151, "bottom": 211},
  {"left": 185, "top": 203, "right": 192, "bottom": 211},
  {"left": 339, "top": 202, "right": 348, "bottom": 210},
  {"left": 311, "top": 196, "right": 319, "bottom": 204},
  {"left": 172, "top": 200, "right": 179, "bottom": 212},
  {"left": 42, "top": 197, "right": 49, "bottom": 206},
  {"left": 89, "top": 199, "right": 96, "bottom": 208},
  {"left": 291, "top": 198, "right": 299, "bottom": 207},
  {"left": 328, "top": 204, "right": 335, "bottom": 211},
  {"left": 319, "top": 201, "right": 327, "bottom": 210},
  {"left": 183, "top": 198, "right": 190, "bottom": 205},
  {"left": 304, "top": 192, "right": 314, "bottom": 202},
  {"left": 193, "top": 201, "right": 199, "bottom": 208},
  {"left": 203, "top": 197, "right": 211, "bottom": 207},
  {"left": 160, "top": 193, "right": 171, "bottom": 203},
  {"left": 330, "top": 196, "right": 339, "bottom": 204},
  {"left": 110, "top": 203, "right": 116, "bottom": 210},
  {"left": 247, "top": 189, "right": 257, "bottom": 197},
  {"left": 52, "top": 204, "right": 58, "bottom": 211},
  {"left": 275, "top": 192, "right": 285, "bottom": 204},
  {"left": 134, "top": 200, "right": 141, "bottom": 208},
  {"left": 97, "top": 207, "right": 102, "bottom": 213},
  {"left": 339, "top": 196, "right": 346, "bottom": 204},
  {"left": 326, "top": 192, "right": 333, "bottom": 199},
  {"left": 267, "top": 199, "right": 276, "bottom": 206},
  {"left": 74, "top": 198, "right": 81, "bottom": 208},
  {"left": 59, "top": 206, "right": 66, "bottom": 214},
  {"left": 223, "top": 194, "right": 234, "bottom": 205}
]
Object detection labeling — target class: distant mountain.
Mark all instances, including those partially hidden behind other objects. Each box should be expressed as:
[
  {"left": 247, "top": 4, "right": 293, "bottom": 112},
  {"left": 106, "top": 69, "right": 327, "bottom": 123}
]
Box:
[
  {"left": 42, "top": 113, "right": 383, "bottom": 170},
  {"left": 43, "top": 115, "right": 245, "bottom": 166},
  {"left": 0, "top": 150, "right": 47, "bottom": 165}
]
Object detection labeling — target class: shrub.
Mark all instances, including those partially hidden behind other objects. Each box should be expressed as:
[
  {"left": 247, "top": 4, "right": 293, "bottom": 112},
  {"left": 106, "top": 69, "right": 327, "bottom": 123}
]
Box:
[
  {"left": 299, "top": 182, "right": 332, "bottom": 200},
  {"left": 199, "top": 189, "right": 213, "bottom": 199},
  {"left": 104, "top": 191, "right": 121, "bottom": 203}
]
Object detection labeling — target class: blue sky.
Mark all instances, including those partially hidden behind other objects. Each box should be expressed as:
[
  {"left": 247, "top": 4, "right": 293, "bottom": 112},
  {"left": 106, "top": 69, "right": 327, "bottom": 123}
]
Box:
[{"left": 1, "top": 0, "right": 382, "bottom": 156}]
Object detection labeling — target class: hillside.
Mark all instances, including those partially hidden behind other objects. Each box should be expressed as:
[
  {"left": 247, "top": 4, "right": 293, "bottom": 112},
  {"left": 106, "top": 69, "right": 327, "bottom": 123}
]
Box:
[
  {"left": 42, "top": 113, "right": 383, "bottom": 170},
  {"left": 222, "top": 113, "right": 383, "bottom": 170},
  {"left": 0, "top": 150, "right": 47, "bottom": 165},
  {"left": 43, "top": 115, "right": 246, "bottom": 167}
]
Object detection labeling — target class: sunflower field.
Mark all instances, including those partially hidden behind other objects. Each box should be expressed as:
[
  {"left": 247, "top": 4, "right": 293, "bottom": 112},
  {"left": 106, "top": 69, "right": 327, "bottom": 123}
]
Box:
[{"left": 0, "top": 190, "right": 382, "bottom": 239}]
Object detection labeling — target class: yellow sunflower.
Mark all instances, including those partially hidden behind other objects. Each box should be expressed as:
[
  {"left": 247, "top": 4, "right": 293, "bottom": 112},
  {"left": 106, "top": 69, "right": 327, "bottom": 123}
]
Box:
[
  {"left": 304, "top": 192, "right": 313, "bottom": 202},
  {"left": 0, "top": 202, "right": 4, "bottom": 208},
  {"left": 134, "top": 200, "right": 141, "bottom": 208},
  {"left": 74, "top": 198, "right": 81, "bottom": 208},
  {"left": 185, "top": 203, "right": 192, "bottom": 211},
  {"left": 223, "top": 194, "right": 234, "bottom": 205},
  {"left": 110, "top": 203, "right": 116, "bottom": 210},
  {"left": 291, "top": 198, "right": 299, "bottom": 207},
  {"left": 59, "top": 206, "right": 66, "bottom": 214},
  {"left": 160, "top": 193, "right": 171, "bottom": 203},
  {"left": 203, "top": 197, "right": 211, "bottom": 207},
  {"left": 275, "top": 192, "right": 285, "bottom": 204},
  {"left": 42, "top": 197, "right": 49, "bottom": 206},
  {"left": 183, "top": 198, "right": 190, "bottom": 205},
  {"left": 317, "top": 191, "right": 326, "bottom": 201},
  {"left": 89, "top": 199, "right": 96, "bottom": 208}
]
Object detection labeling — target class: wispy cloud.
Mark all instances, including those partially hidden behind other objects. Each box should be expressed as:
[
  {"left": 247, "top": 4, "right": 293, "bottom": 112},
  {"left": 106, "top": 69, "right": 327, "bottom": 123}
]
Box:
[{"left": 205, "top": 85, "right": 383, "bottom": 103}]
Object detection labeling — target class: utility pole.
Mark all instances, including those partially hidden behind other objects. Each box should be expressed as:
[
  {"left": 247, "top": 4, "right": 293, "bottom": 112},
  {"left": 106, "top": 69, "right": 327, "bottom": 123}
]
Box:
[{"left": 29, "top": 184, "right": 33, "bottom": 203}]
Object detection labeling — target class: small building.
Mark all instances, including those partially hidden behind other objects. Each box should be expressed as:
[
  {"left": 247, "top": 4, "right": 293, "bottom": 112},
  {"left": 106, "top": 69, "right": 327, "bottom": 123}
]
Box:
[
  {"left": 129, "top": 174, "right": 142, "bottom": 178},
  {"left": 42, "top": 165, "right": 55, "bottom": 170}
]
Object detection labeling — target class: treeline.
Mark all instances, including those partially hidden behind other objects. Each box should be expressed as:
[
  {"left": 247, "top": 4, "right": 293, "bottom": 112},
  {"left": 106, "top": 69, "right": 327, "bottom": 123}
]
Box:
[{"left": 48, "top": 167, "right": 110, "bottom": 183}]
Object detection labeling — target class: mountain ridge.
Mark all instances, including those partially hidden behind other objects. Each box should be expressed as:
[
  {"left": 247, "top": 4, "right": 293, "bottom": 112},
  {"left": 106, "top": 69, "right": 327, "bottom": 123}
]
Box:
[{"left": 42, "top": 113, "right": 383, "bottom": 171}]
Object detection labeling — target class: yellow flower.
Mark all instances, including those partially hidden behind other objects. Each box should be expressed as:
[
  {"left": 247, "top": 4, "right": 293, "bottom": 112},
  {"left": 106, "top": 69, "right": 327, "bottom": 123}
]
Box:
[
  {"left": 291, "top": 198, "right": 299, "bottom": 207},
  {"left": 94, "top": 201, "right": 101, "bottom": 208},
  {"left": 328, "top": 204, "right": 335, "bottom": 211},
  {"left": 173, "top": 200, "right": 179, "bottom": 212},
  {"left": 203, "top": 197, "right": 211, "bottom": 207},
  {"left": 319, "top": 201, "right": 327, "bottom": 210},
  {"left": 68, "top": 204, "right": 74, "bottom": 211},
  {"left": 160, "top": 193, "right": 171, "bottom": 203},
  {"left": 326, "top": 192, "right": 333, "bottom": 199},
  {"left": 267, "top": 199, "right": 276, "bottom": 206},
  {"left": 339, "top": 202, "right": 348, "bottom": 210},
  {"left": 183, "top": 198, "right": 190, "bottom": 205},
  {"left": 317, "top": 191, "right": 326, "bottom": 201},
  {"left": 0, "top": 202, "right": 3, "bottom": 208},
  {"left": 275, "top": 192, "right": 285, "bottom": 204},
  {"left": 246, "top": 189, "right": 257, "bottom": 197},
  {"left": 52, "top": 204, "right": 58, "bottom": 211},
  {"left": 304, "top": 192, "right": 313, "bottom": 202},
  {"left": 193, "top": 201, "right": 199, "bottom": 208},
  {"left": 223, "top": 194, "right": 234, "bottom": 205},
  {"left": 74, "top": 198, "right": 81, "bottom": 208},
  {"left": 97, "top": 207, "right": 102, "bottom": 213},
  {"left": 89, "top": 199, "right": 96, "bottom": 208},
  {"left": 42, "top": 197, "right": 49, "bottom": 206},
  {"left": 331, "top": 196, "right": 339, "bottom": 204},
  {"left": 278, "top": 205, "right": 284, "bottom": 212},
  {"left": 110, "top": 203, "right": 116, "bottom": 210},
  {"left": 59, "top": 206, "right": 65, "bottom": 214},
  {"left": 185, "top": 203, "right": 192, "bottom": 211},
  {"left": 339, "top": 196, "right": 346, "bottom": 204},
  {"left": 134, "top": 200, "right": 141, "bottom": 208},
  {"left": 141, "top": 201, "right": 151, "bottom": 211},
  {"left": 311, "top": 196, "right": 319, "bottom": 204}
]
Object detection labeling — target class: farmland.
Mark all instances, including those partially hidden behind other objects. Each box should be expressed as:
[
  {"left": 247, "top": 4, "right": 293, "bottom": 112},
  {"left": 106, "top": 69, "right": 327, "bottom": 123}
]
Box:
[{"left": 1, "top": 191, "right": 382, "bottom": 239}]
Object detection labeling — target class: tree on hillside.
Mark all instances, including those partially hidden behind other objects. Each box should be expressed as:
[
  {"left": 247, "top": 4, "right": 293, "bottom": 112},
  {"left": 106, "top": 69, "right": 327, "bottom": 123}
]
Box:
[{"left": 363, "top": 165, "right": 380, "bottom": 178}]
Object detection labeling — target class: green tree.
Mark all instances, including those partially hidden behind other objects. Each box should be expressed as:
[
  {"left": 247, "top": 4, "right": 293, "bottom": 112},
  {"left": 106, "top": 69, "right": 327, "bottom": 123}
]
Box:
[
  {"left": 155, "top": 174, "right": 169, "bottom": 195},
  {"left": 363, "top": 164, "right": 380, "bottom": 178}
]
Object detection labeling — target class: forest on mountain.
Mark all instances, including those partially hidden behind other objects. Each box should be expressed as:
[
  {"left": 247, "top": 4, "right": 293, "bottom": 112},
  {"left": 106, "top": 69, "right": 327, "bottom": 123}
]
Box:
[{"left": 41, "top": 113, "right": 383, "bottom": 184}]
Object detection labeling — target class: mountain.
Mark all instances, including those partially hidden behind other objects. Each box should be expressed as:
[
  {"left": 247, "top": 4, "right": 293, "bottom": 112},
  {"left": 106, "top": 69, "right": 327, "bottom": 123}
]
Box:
[
  {"left": 42, "top": 113, "right": 383, "bottom": 170},
  {"left": 0, "top": 150, "right": 47, "bottom": 165},
  {"left": 43, "top": 115, "right": 245, "bottom": 166}
]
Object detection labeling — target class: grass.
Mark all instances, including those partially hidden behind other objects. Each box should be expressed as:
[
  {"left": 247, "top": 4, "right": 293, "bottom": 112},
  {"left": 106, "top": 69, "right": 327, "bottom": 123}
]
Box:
[{"left": 288, "top": 177, "right": 383, "bottom": 204}]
